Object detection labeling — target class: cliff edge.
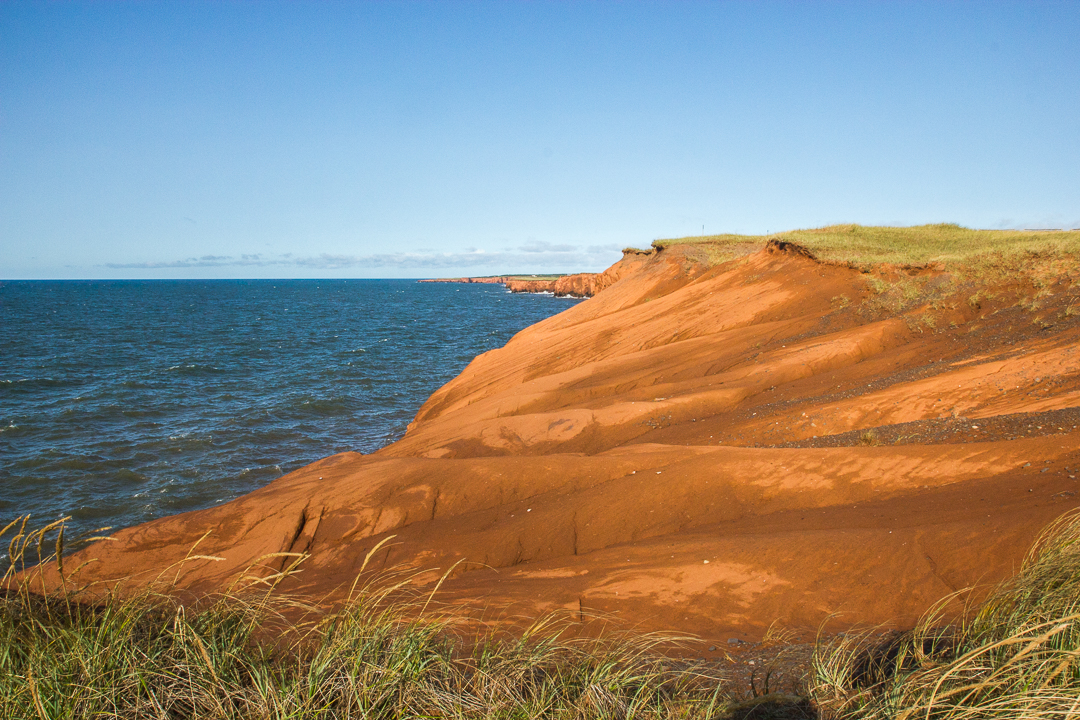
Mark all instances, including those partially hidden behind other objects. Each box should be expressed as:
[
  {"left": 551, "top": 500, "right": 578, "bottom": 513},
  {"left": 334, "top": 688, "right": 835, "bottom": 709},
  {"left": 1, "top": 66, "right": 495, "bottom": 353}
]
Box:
[{"left": 37, "top": 225, "right": 1080, "bottom": 643}]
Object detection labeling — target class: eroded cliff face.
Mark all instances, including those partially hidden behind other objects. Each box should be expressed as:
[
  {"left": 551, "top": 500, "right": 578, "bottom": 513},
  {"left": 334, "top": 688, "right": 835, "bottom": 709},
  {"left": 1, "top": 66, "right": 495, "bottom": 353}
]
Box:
[
  {"left": 38, "top": 242, "right": 1080, "bottom": 642},
  {"left": 423, "top": 249, "right": 649, "bottom": 297},
  {"left": 503, "top": 250, "right": 650, "bottom": 297}
]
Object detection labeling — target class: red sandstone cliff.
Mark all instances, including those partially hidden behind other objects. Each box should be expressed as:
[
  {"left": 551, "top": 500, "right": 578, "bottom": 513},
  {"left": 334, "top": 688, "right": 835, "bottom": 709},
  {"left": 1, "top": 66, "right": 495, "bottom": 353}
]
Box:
[
  {"left": 504, "top": 251, "right": 648, "bottom": 296},
  {"left": 32, "top": 240, "right": 1080, "bottom": 642},
  {"left": 421, "top": 250, "right": 650, "bottom": 297},
  {"left": 420, "top": 276, "right": 510, "bottom": 285}
]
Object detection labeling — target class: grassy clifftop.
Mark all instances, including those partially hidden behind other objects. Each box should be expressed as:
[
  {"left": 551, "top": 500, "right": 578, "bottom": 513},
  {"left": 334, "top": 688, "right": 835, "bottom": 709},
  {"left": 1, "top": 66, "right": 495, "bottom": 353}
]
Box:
[{"left": 651, "top": 223, "right": 1080, "bottom": 268}]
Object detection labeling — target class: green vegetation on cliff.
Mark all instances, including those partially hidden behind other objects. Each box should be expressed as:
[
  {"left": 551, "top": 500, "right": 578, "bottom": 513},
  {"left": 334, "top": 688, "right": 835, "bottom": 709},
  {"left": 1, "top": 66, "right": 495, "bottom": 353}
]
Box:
[{"left": 655, "top": 223, "right": 1080, "bottom": 268}]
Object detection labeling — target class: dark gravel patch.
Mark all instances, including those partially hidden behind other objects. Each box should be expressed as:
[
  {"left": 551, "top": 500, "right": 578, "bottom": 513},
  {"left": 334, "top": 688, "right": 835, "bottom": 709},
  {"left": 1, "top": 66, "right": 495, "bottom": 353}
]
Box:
[{"left": 767, "top": 408, "right": 1080, "bottom": 449}]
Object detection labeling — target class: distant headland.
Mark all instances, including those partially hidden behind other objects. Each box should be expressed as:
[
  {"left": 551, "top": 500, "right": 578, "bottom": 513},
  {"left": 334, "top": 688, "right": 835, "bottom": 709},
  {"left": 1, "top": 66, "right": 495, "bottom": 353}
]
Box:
[{"left": 420, "top": 250, "right": 652, "bottom": 297}]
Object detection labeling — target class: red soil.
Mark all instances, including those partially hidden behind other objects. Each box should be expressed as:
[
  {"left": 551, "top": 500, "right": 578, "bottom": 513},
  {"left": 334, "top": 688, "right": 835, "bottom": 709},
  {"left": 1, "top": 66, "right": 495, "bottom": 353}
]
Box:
[{"left": 41, "top": 242, "right": 1080, "bottom": 645}]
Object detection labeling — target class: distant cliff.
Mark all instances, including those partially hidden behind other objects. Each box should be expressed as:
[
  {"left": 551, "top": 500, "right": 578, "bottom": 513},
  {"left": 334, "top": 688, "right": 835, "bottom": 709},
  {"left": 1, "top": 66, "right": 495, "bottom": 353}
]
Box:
[
  {"left": 421, "top": 249, "right": 649, "bottom": 297},
  {"left": 419, "top": 276, "right": 509, "bottom": 285}
]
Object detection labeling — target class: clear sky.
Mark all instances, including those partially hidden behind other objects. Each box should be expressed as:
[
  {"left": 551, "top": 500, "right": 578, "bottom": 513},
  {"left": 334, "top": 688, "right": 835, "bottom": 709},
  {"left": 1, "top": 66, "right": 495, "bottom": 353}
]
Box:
[{"left": 2, "top": 1, "right": 1078, "bottom": 279}]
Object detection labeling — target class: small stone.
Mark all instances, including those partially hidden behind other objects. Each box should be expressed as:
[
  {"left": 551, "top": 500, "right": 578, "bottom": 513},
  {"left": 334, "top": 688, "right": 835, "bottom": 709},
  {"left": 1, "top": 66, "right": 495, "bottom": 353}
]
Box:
[
  {"left": 709, "top": 645, "right": 717, "bottom": 652},
  {"left": 728, "top": 638, "right": 741, "bottom": 645}
]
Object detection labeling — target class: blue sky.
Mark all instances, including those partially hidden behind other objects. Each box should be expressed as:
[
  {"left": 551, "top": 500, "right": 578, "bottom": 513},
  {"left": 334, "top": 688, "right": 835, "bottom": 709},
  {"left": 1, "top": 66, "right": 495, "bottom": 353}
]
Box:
[{"left": 2, "top": 1, "right": 1078, "bottom": 279}]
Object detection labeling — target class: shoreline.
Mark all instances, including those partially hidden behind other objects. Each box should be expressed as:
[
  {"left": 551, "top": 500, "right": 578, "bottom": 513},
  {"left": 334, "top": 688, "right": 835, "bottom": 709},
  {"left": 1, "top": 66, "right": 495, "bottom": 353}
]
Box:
[{"left": 418, "top": 258, "right": 636, "bottom": 297}]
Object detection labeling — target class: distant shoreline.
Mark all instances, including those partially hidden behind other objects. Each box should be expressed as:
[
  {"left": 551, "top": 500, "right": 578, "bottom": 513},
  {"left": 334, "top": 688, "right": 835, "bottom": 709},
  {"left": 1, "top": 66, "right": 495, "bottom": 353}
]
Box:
[{"left": 419, "top": 259, "right": 635, "bottom": 297}]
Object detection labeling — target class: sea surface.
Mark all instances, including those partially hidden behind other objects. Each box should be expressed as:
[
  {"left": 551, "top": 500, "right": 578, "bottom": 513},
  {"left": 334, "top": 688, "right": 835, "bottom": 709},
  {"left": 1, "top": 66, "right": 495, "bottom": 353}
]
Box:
[{"left": 0, "top": 280, "right": 580, "bottom": 544}]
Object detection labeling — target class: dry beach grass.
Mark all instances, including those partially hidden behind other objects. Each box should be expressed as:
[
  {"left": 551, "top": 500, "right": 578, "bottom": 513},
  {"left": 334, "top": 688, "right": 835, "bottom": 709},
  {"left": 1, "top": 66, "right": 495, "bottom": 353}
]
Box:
[
  {"left": 810, "top": 509, "right": 1080, "bottom": 720},
  {"left": 653, "top": 224, "right": 1080, "bottom": 268},
  {"left": 6, "top": 510, "right": 1080, "bottom": 718},
  {"left": 1, "top": 519, "right": 730, "bottom": 720}
]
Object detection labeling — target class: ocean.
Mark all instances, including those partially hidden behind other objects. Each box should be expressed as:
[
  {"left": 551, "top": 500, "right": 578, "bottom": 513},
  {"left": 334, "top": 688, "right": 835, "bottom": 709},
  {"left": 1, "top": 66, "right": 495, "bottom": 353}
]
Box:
[{"left": 0, "top": 280, "right": 580, "bottom": 544}]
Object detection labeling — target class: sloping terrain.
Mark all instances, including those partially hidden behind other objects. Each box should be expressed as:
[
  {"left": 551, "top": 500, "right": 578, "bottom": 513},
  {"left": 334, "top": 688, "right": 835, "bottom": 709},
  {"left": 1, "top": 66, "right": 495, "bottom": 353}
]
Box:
[{"left": 39, "top": 227, "right": 1080, "bottom": 646}]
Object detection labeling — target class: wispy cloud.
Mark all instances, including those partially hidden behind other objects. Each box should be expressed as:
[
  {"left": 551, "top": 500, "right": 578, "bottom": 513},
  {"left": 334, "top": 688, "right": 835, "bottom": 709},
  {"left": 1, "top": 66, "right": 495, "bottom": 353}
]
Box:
[
  {"left": 993, "top": 218, "right": 1080, "bottom": 231},
  {"left": 103, "top": 243, "right": 623, "bottom": 271},
  {"left": 519, "top": 240, "right": 577, "bottom": 253},
  {"left": 104, "top": 254, "right": 284, "bottom": 269}
]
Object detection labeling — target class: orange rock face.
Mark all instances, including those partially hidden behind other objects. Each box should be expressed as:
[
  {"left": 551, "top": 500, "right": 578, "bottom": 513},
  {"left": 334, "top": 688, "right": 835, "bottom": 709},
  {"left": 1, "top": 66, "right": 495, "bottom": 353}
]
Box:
[
  {"left": 503, "top": 255, "right": 642, "bottom": 297},
  {"left": 42, "top": 242, "right": 1080, "bottom": 642},
  {"left": 421, "top": 250, "right": 647, "bottom": 297}
]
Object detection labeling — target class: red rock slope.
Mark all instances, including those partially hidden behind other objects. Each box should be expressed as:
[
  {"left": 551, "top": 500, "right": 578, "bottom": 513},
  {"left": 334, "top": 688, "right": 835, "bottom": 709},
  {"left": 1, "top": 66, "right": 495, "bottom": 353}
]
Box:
[{"left": 44, "top": 241, "right": 1080, "bottom": 643}]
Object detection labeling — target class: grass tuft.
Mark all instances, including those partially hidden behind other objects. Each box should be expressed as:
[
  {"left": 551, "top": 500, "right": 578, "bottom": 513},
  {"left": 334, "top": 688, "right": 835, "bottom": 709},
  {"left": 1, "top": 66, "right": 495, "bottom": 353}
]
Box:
[
  {"left": 0, "top": 517, "right": 730, "bottom": 719},
  {"left": 809, "top": 508, "right": 1080, "bottom": 719}
]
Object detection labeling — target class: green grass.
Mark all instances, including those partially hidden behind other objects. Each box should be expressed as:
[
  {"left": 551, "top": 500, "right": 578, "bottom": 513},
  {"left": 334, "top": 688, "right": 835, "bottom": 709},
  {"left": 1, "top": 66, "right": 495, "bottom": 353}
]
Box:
[
  {"left": 0, "top": 517, "right": 728, "bottom": 720},
  {"left": 810, "top": 509, "right": 1080, "bottom": 720},
  {"left": 8, "top": 500, "right": 1080, "bottom": 718},
  {"left": 654, "top": 224, "right": 1080, "bottom": 269},
  {"left": 653, "top": 224, "right": 1080, "bottom": 328}
]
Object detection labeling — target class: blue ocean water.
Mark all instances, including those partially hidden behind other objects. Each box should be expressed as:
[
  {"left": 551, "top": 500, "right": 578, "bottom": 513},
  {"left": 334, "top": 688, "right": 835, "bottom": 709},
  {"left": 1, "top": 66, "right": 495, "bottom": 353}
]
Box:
[{"left": 0, "top": 280, "right": 579, "bottom": 542}]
